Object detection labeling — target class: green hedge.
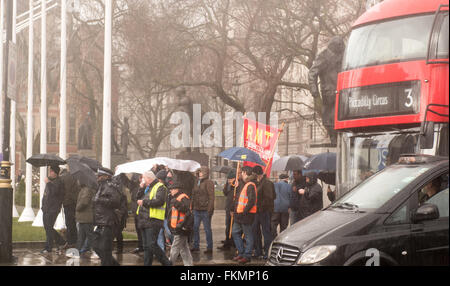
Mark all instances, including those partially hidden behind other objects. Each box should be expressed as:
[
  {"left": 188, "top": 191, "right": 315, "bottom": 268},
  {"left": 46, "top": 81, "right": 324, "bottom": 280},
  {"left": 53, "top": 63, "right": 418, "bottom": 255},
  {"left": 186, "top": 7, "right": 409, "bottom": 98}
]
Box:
[{"left": 15, "top": 180, "right": 40, "bottom": 209}]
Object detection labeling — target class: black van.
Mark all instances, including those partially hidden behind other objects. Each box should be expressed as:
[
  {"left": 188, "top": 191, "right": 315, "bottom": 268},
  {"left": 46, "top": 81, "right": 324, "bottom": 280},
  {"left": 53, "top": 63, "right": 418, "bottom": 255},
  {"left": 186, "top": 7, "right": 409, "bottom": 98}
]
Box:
[{"left": 267, "top": 155, "right": 449, "bottom": 266}]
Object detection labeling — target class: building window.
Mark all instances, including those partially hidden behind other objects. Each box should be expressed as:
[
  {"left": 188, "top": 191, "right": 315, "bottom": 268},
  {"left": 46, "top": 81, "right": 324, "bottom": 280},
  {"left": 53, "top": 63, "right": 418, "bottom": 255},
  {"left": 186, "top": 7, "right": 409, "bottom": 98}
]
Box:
[
  {"left": 49, "top": 117, "right": 57, "bottom": 143},
  {"left": 69, "top": 109, "right": 76, "bottom": 144}
]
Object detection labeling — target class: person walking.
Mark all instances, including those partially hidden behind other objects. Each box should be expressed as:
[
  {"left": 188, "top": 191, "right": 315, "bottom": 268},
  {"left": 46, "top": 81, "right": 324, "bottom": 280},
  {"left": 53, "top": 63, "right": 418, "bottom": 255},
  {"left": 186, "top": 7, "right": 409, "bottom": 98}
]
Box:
[
  {"left": 156, "top": 169, "right": 173, "bottom": 252},
  {"left": 41, "top": 165, "right": 66, "bottom": 253},
  {"left": 252, "top": 165, "right": 275, "bottom": 260},
  {"left": 136, "top": 171, "right": 172, "bottom": 266},
  {"left": 60, "top": 168, "right": 81, "bottom": 248},
  {"left": 217, "top": 170, "right": 237, "bottom": 250},
  {"left": 271, "top": 174, "right": 291, "bottom": 238},
  {"left": 75, "top": 183, "right": 96, "bottom": 256},
  {"left": 168, "top": 182, "right": 194, "bottom": 266},
  {"left": 297, "top": 172, "right": 323, "bottom": 221},
  {"left": 126, "top": 173, "right": 144, "bottom": 254},
  {"left": 92, "top": 167, "right": 121, "bottom": 266},
  {"left": 112, "top": 174, "right": 129, "bottom": 254},
  {"left": 231, "top": 166, "right": 258, "bottom": 264},
  {"left": 191, "top": 166, "right": 214, "bottom": 254}
]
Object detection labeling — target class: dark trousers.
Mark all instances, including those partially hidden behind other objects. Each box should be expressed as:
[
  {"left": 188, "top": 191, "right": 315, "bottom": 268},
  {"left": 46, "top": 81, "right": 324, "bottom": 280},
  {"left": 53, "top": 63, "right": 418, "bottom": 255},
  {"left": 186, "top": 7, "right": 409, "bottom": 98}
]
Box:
[
  {"left": 252, "top": 211, "right": 273, "bottom": 257},
  {"left": 43, "top": 211, "right": 65, "bottom": 251},
  {"left": 92, "top": 225, "right": 120, "bottom": 266},
  {"left": 135, "top": 216, "right": 143, "bottom": 250},
  {"left": 64, "top": 204, "right": 78, "bottom": 245},
  {"left": 142, "top": 225, "right": 172, "bottom": 266},
  {"left": 271, "top": 212, "right": 289, "bottom": 239},
  {"left": 77, "top": 223, "right": 94, "bottom": 252},
  {"left": 114, "top": 224, "right": 124, "bottom": 251},
  {"left": 225, "top": 210, "right": 233, "bottom": 243}
]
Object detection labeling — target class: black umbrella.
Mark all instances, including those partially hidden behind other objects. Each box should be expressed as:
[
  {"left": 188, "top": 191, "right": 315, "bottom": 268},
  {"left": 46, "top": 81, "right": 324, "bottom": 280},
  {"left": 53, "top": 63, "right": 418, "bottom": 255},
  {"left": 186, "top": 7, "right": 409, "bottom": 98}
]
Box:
[
  {"left": 303, "top": 152, "right": 336, "bottom": 173},
  {"left": 66, "top": 158, "right": 98, "bottom": 189},
  {"left": 318, "top": 172, "right": 336, "bottom": 185},
  {"left": 272, "top": 155, "right": 305, "bottom": 171},
  {"left": 26, "top": 153, "right": 66, "bottom": 167},
  {"left": 68, "top": 154, "right": 102, "bottom": 172},
  {"left": 211, "top": 165, "right": 234, "bottom": 174}
]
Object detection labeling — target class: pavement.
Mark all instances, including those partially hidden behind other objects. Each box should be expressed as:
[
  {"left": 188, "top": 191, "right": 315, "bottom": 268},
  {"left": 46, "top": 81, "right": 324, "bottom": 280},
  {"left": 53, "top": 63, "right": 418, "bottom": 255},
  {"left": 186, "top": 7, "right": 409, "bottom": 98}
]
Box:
[{"left": 3, "top": 210, "right": 267, "bottom": 266}]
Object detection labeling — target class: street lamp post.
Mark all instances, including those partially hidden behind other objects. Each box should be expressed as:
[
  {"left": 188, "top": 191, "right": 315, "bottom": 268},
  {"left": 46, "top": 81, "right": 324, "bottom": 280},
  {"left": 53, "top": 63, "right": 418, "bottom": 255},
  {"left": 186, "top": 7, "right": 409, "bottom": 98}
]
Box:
[{"left": 0, "top": 0, "right": 14, "bottom": 263}]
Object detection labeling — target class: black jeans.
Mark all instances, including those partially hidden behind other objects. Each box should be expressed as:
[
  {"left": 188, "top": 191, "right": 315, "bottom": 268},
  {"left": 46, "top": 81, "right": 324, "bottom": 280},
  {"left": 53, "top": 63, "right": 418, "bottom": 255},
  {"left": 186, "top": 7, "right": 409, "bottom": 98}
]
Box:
[
  {"left": 43, "top": 211, "right": 65, "bottom": 251},
  {"left": 114, "top": 224, "right": 124, "bottom": 251},
  {"left": 134, "top": 216, "right": 143, "bottom": 250},
  {"left": 92, "top": 225, "right": 120, "bottom": 266},
  {"left": 64, "top": 204, "right": 78, "bottom": 245},
  {"left": 225, "top": 210, "right": 233, "bottom": 243},
  {"left": 142, "top": 225, "right": 172, "bottom": 266}
]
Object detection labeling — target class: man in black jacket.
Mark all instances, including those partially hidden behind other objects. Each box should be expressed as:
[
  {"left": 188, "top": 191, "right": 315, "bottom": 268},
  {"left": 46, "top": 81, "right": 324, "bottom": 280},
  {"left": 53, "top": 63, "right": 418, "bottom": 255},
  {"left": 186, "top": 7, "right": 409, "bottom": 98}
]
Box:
[
  {"left": 92, "top": 167, "right": 121, "bottom": 266},
  {"left": 112, "top": 174, "right": 129, "bottom": 254},
  {"left": 297, "top": 172, "right": 323, "bottom": 220},
  {"left": 41, "top": 165, "right": 65, "bottom": 253},
  {"left": 290, "top": 170, "right": 306, "bottom": 225},
  {"left": 136, "top": 171, "right": 172, "bottom": 266},
  {"left": 252, "top": 166, "right": 276, "bottom": 260}
]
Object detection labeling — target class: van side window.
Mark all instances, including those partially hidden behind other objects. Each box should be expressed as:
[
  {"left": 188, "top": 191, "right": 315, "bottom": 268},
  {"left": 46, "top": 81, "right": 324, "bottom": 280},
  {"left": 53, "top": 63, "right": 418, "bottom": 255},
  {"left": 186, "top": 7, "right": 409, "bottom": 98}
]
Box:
[
  {"left": 418, "top": 173, "right": 448, "bottom": 205},
  {"left": 385, "top": 204, "right": 408, "bottom": 225},
  {"left": 426, "top": 188, "right": 449, "bottom": 218}
]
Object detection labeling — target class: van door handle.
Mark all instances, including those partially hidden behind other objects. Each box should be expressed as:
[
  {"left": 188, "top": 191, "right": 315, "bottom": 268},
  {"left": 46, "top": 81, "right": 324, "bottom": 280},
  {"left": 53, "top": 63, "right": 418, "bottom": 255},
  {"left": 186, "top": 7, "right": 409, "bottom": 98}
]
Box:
[{"left": 411, "top": 225, "right": 424, "bottom": 232}]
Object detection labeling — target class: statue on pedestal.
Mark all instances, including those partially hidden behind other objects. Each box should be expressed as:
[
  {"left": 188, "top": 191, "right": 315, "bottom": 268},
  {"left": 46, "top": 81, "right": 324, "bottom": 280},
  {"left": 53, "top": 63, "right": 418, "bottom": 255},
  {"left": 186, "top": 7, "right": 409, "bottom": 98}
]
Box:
[
  {"left": 78, "top": 116, "right": 92, "bottom": 149},
  {"left": 308, "top": 36, "right": 345, "bottom": 145}
]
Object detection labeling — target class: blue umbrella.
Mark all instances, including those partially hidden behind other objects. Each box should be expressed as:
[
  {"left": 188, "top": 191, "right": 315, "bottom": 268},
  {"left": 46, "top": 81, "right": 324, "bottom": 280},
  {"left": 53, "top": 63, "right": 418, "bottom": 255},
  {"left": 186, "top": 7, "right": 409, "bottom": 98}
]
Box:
[
  {"left": 218, "top": 147, "right": 266, "bottom": 166},
  {"left": 303, "top": 151, "right": 336, "bottom": 174}
]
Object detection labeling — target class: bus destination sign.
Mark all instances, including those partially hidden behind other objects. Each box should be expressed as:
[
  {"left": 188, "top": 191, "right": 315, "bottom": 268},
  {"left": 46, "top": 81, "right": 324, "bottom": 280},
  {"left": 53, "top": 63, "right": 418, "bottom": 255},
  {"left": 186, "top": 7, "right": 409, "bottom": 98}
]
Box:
[{"left": 338, "top": 81, "right": 421, "bottom": 120}]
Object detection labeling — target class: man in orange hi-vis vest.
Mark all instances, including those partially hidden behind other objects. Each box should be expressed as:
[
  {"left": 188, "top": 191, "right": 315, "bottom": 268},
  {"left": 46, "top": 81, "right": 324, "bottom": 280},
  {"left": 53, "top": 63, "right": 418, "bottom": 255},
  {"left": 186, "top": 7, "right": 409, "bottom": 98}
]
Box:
[
  {"left": 167, "top": 182, "right": 193, "bottom": 266},
  {"left": 231, "top": 166, "right": 258, "bottom": 264}
]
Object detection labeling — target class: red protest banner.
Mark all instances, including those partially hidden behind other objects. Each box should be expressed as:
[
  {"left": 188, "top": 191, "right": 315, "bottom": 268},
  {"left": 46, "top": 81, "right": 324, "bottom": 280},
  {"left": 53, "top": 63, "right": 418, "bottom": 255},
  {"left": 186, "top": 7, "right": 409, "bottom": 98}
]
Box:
[{"left": 243, "top": 118, "right": 282, "bottom": 176}]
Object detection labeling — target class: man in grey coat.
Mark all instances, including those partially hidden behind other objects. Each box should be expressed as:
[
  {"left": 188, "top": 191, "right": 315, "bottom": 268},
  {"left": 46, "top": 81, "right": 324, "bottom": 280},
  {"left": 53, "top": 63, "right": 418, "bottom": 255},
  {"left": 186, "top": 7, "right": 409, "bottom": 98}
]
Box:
[{"left": 76, "top": 183, "right": 96, "bottom": 255}]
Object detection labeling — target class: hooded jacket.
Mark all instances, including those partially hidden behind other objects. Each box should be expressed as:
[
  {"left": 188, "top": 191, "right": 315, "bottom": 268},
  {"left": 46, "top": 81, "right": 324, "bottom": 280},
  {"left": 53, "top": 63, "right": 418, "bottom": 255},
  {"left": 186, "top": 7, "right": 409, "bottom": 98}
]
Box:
[
  {"left": 192, "top": 167, "right": 215, "bottom": 215},
  {"left": 76, "top": 185, "right": 96, "bottom": 224},
  {"left": 298, "top": 173, "right": 323, "bottom": 221}
]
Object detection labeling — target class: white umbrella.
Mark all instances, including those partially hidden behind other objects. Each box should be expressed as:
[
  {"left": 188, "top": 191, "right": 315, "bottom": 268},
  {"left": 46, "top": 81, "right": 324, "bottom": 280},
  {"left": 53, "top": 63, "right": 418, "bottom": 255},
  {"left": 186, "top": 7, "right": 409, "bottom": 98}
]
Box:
[
  {"left": 157, "top": 157, "right": 201, "bottom": 172},
  {"left": 114, "top": 157, "right": 201, "bottom": 176}
]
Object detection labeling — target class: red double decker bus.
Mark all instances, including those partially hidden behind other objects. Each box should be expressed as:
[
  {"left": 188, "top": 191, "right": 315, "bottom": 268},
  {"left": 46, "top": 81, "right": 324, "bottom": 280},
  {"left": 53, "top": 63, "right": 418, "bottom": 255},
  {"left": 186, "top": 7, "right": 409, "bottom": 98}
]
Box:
[{"left": 335, "top": 0, "right": 449, "bottom": 196}]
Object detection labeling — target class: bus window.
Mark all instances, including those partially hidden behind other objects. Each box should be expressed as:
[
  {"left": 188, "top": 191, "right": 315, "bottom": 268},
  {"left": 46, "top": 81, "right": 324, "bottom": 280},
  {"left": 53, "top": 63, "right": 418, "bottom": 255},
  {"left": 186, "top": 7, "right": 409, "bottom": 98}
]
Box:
[{"left": 436, "top": 13, "right": 449, "bottom": 59}]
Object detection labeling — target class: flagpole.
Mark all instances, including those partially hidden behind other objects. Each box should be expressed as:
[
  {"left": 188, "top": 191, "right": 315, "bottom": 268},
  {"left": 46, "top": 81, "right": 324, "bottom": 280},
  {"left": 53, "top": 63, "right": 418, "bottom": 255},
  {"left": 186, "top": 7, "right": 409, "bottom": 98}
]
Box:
[
  {"left": 228, "top": 113, "right": 246, "bottom": 240},
  {"left": 18, "top": 0, "right": 35, "bottom": 222},
  {"left": 102, "top": 0, "right": 112, "bottom": 168},
  {"left": 10, "top": 0, "right": 17, "bottom": 218},
  {"left": 32, "top": 0, "right": 47, "bottom": 227},
  {"left": 263, "top": 121, "right": 285, "bottom": 175},
  {"left": 0, "top": 0, "right": 4, "bottom": 152}
]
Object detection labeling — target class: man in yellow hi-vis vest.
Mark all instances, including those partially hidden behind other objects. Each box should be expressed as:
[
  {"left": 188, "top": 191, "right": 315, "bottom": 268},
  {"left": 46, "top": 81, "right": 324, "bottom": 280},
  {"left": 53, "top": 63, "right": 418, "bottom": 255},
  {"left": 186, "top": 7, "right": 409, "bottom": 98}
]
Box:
[{"left": 136, "top": 171, "right": 172, "bottom": 266}]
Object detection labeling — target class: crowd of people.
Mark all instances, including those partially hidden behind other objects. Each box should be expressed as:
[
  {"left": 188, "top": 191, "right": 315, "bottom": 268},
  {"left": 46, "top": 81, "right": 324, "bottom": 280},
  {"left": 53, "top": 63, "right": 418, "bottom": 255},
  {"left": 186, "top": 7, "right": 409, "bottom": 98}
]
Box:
[{"left": 40, "top": 162, "right": 331, "bottom": 266}]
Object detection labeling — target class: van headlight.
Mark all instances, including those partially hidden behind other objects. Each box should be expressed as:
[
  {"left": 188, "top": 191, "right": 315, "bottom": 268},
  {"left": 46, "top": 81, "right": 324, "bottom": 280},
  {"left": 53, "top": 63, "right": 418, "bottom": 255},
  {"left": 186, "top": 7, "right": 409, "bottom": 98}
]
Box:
[{"left": 297, "top": 245, "right": 337, "bottom": 265}]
